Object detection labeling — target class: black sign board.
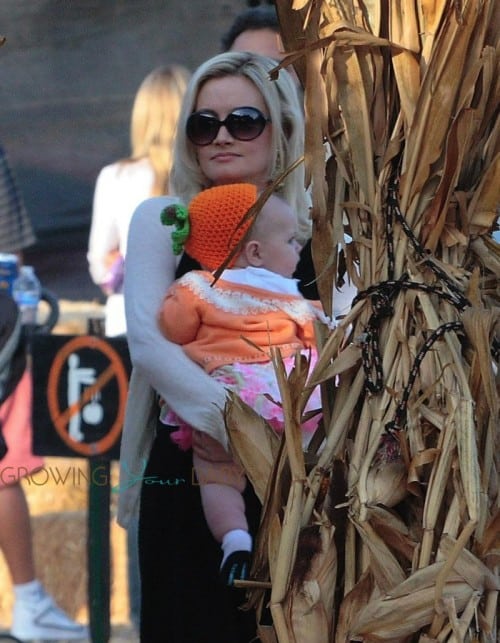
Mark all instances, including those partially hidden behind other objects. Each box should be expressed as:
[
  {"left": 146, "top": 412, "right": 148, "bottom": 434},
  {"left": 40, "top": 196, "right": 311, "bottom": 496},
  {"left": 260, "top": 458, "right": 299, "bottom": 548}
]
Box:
[{"left": 32, "top": 334, "right": 131, "bottom": 459}]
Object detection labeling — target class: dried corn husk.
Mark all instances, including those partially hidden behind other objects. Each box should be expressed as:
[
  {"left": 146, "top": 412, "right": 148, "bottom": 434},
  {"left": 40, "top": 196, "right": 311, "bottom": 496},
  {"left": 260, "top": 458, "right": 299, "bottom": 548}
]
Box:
[{"left": 225, "top": 0, "right": 499, "bottom": 640}]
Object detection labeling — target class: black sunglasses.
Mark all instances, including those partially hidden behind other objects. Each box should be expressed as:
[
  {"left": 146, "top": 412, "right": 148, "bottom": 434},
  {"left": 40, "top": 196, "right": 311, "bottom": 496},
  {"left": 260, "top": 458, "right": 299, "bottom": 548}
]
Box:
[{"left": 186, "top": 106, "right": 271, "bottom": 146}]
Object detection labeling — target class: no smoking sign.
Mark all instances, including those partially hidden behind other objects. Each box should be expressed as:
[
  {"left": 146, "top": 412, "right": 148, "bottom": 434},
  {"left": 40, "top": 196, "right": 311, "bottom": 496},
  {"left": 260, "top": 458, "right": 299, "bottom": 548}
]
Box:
[{"left": 32, "top": 334, "right": 131, "bottom": 459}]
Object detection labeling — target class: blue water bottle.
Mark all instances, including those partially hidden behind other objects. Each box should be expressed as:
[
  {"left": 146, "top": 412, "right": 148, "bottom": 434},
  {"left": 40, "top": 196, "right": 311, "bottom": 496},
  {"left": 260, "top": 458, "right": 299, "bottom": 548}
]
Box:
[{"left": 12, "top": 265, "right": 41, "bottom": 326}]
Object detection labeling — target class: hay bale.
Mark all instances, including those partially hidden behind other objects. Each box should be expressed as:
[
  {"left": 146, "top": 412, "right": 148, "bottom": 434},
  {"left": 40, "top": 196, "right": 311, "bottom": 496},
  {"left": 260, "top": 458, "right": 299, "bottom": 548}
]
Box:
[
  {"left": 21, "top": 457, "right": 88, "bottom": 514},
  {"left": 32, "top": 511, "right": 88, "bottom": 619},
  {"left": 53, "top": 299, "right": 105, "bottom": 335}
]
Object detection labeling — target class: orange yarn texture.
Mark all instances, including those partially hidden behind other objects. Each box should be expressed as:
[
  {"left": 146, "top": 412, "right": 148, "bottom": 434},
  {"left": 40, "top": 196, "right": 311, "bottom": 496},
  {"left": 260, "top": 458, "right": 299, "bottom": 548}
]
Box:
[{"left": 185, "top": 183, "right": 257, "bottom": 271}]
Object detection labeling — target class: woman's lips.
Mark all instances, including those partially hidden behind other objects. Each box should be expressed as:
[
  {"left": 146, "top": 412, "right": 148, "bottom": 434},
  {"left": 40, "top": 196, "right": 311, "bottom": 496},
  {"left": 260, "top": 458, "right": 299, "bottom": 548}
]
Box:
[{"left": 211, "top": 152, "right": 241, "bottom": 162}]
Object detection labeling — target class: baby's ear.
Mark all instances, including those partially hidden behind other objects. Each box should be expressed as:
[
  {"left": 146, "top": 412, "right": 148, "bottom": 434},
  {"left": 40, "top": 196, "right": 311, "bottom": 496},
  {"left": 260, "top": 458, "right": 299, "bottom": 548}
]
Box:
[{"left": 243, "top": 240, "right": 264, "bottom": 267}]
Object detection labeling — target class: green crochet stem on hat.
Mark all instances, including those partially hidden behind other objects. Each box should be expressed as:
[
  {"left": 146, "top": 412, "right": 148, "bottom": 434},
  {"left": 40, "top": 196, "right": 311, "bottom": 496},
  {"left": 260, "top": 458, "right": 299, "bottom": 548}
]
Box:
[{"left": 161, "top": 204, "right": 190, "bottom": 255}]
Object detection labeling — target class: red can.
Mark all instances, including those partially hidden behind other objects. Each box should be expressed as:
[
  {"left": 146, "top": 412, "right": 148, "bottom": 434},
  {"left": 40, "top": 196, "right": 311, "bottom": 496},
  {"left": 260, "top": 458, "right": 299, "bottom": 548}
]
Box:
[{"left": 0, "top": 253, "right": 19, "bottom": 295}]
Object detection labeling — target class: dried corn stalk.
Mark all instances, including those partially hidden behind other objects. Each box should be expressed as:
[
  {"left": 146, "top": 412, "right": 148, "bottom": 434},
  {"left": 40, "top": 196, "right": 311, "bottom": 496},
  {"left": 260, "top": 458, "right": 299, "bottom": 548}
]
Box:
[{"left": 225, "top": 0, "right": 499, "bottom": 641}]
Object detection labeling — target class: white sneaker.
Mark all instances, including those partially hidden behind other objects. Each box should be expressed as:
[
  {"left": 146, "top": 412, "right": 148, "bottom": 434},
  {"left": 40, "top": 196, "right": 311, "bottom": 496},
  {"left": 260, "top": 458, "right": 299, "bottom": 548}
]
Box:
[{"left": 11, "top": 592, "right": 88, "bottom": 641}]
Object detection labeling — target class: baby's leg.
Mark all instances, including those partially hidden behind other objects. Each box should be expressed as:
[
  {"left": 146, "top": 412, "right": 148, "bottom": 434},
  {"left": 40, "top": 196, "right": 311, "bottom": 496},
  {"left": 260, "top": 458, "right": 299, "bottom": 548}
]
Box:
[
  {"left": 199, "top": 482, "right": 247, "bottom": 541},
  {"left": 192, "top": 429, "right": 247, "bottom": 534},
  {"left": 193, "top": 430, "right": 252, "bottom": 585}
]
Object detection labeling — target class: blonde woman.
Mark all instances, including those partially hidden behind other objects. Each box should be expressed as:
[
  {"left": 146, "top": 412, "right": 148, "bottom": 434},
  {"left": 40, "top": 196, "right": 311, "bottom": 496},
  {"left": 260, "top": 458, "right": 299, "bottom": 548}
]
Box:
[
  {"left": 87, "top": 64, "right": 191, "bottom": 336},
  {"left": 120, "top": 51, "right": 310, "bottom": 642}
]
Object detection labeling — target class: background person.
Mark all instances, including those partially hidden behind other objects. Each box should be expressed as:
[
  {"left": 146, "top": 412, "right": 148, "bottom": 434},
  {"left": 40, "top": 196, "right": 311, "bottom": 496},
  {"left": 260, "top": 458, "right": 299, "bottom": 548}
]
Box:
[
  {"left": 119, "top": 51, "right": 308, "bottom": 642},
  {"left": 0, "top": 143, "right": 88, "bottom": 640},
  {"left": 87, "top": 63, "right": 191, "bottom": 337},
  {"left": 0, "top": 145, "right": 36, "bottom": 254},
  {"left": 222, "top": 4, "right": 302, "bottom": 90},
  {"left": 87, "top": 62, "right": 190, "bottom": 633},
  {"left": 221, "top": 4, "right": 282, "bottom": 59},
  {"left": 159, "top": 184, "right": 324, "bottom": 586}
]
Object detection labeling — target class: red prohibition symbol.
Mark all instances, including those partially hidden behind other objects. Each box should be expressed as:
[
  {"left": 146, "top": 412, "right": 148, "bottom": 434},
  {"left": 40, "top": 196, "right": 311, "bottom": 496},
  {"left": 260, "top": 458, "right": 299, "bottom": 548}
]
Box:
[{"left": 47, "top": 335, "right": 128, "bottom": 456}]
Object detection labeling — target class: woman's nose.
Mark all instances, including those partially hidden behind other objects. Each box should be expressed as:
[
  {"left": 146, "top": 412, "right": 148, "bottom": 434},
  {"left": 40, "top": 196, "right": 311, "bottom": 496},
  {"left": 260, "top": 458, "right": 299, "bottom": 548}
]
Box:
[{"left": 213, "top": 123, "right": 233, "bottom": 143}]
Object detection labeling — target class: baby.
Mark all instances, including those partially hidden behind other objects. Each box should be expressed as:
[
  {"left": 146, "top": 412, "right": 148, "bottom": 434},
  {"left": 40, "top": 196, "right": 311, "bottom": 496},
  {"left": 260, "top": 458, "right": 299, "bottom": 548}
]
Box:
[{"left": 158, "top": 183, "right": 324, "bottom": 584}]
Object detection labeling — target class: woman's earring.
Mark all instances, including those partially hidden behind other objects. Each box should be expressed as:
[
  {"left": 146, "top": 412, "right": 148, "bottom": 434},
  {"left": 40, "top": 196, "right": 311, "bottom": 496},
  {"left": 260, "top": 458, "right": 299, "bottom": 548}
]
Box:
[
  {"left": 275, "top": 151, "right": 283, "bottom": 176},
  {"left": 272, "top": 151, "right": 285, "bottom": 189}
]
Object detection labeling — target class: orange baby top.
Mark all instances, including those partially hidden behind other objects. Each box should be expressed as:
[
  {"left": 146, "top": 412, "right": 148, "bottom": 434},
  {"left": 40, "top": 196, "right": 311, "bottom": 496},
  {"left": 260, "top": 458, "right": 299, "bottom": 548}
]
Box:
[{"left": 159, "top": 270, "right": 321, "bottom": 373}]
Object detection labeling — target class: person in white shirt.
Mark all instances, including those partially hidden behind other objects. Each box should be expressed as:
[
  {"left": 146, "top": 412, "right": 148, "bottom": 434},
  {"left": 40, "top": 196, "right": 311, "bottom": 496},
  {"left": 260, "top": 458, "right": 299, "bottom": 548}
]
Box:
[
  {"left": 87, "top": 64, "right": 191, "bottom": 337},
  {"left": 87, "top": 63, "right": 190, "bottom": 632}
]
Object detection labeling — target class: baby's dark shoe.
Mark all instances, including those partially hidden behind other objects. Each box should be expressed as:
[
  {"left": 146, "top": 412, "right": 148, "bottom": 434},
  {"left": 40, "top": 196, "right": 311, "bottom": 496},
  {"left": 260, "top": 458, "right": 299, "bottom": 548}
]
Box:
[{"left": 219, "top": 550, "right": 251, "bottom": 587}]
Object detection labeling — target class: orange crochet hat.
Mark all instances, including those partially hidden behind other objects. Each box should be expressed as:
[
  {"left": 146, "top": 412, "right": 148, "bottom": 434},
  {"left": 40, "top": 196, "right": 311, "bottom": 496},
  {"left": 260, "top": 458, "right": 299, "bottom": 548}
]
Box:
[{"left": 185, "top": 183, "right": 258, "bottom": 271}]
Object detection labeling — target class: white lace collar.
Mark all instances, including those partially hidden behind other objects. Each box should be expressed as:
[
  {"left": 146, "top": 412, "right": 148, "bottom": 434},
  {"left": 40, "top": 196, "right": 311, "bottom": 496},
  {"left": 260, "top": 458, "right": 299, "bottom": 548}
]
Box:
[{"left": 219, "top": 267, "right": 301, "bottom": 296}]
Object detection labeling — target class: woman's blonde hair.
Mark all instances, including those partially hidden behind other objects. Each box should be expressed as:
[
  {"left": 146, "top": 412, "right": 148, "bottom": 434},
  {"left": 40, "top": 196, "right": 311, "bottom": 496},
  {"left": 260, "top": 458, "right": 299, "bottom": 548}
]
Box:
[
  {"left": 127, "top": 64, "right": 191, "bottom": 196},
  {"left": 170, "top": 52, "right": 310, "bottom": 242}
]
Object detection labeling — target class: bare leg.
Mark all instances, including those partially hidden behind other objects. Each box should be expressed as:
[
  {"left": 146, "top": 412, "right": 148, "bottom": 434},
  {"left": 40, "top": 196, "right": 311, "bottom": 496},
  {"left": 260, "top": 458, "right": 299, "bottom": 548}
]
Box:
[
  {"left": 0, "top": 374, "right": 88, "bottom": 638},
  {"left": 0, "top": 480, "right": 89, "bottom": 639},
  {"left": 193, "top": 432, "right": 252, "bottom": 584},
  {"left": 0, "top": 481, "right": 35, "bottom": 584},
  {"left": 200, "top": 482, "right": 248, "bottom": 542}
]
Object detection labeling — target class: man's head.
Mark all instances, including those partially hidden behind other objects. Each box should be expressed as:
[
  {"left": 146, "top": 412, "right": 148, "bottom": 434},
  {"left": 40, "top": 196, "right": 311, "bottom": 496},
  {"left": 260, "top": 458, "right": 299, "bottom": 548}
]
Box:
[
  {"left": 221, "top": 6, "right": 282, "bottom": 59},
  {"left": 221, "top": 6, "right": 301, "bottom": 89}
]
